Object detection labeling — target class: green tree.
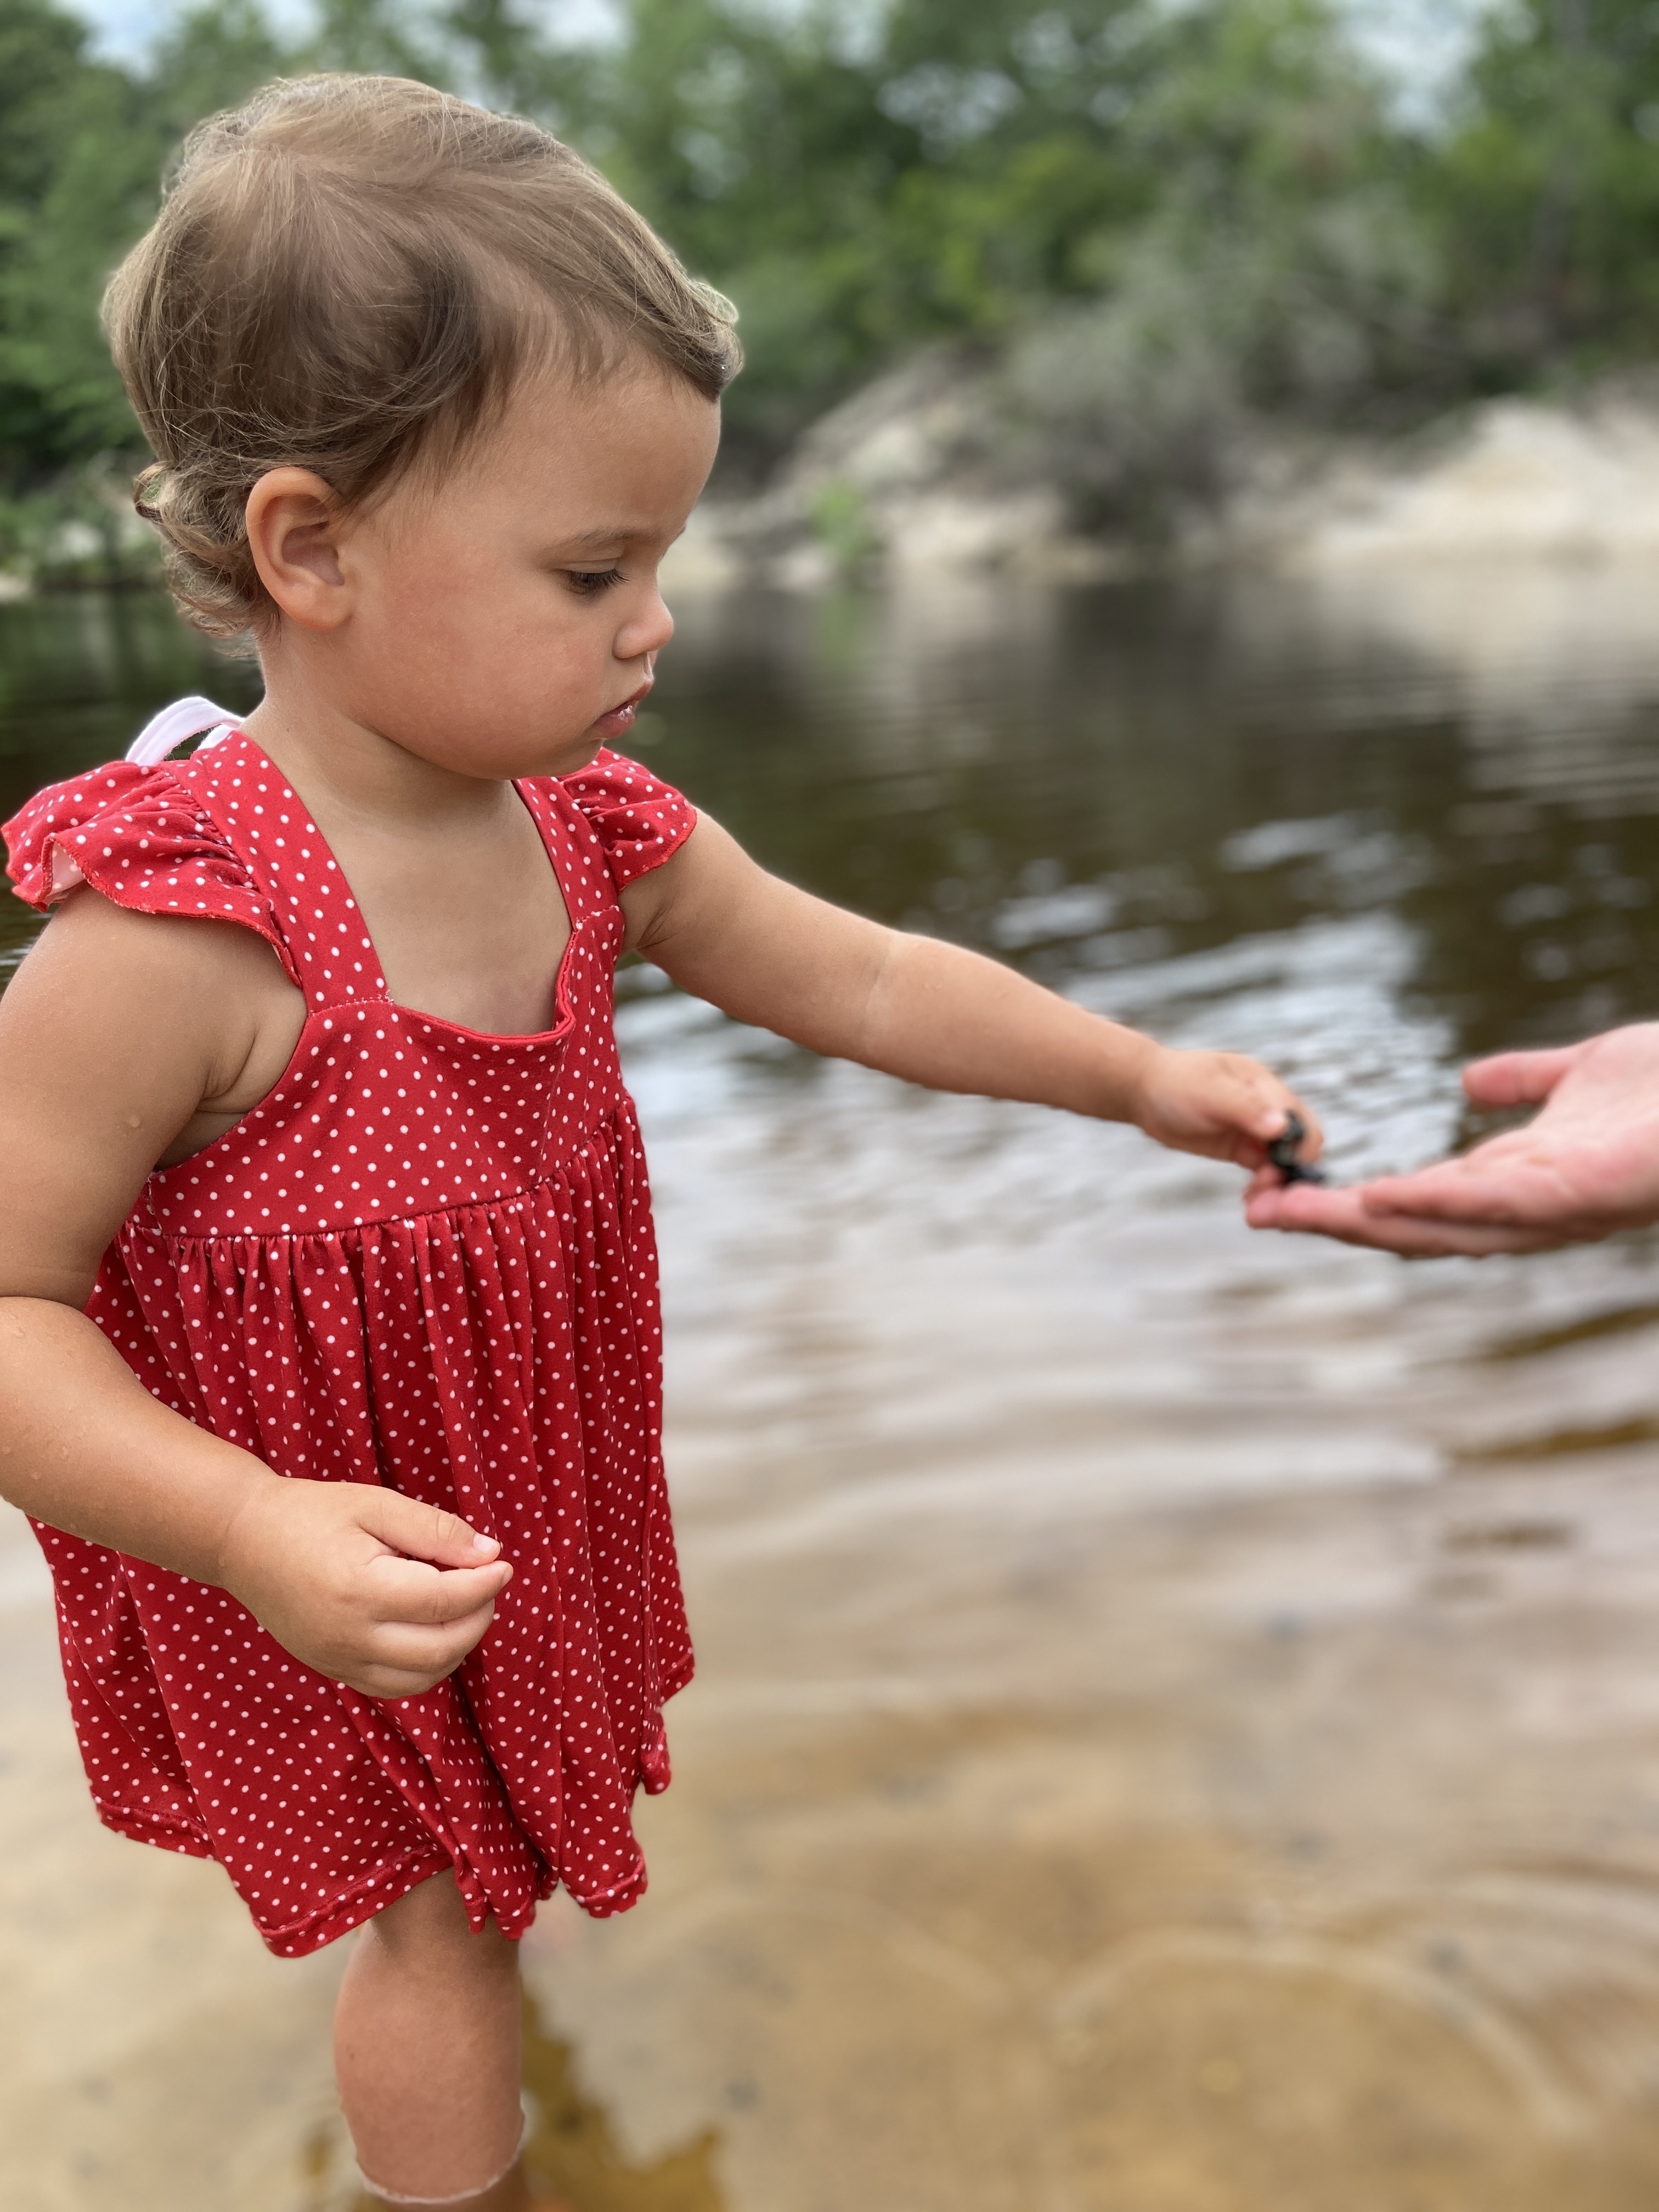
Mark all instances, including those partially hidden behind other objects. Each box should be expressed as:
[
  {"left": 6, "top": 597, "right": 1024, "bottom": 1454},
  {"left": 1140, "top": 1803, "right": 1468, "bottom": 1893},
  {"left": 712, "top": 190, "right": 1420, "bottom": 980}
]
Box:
[
  {"left": 12, "top": 0, "right": 1659, "bottom": 569},
  {"left": 144, "top": 0, "right": 287, "bottom": 142},
  {"left": 0, "top": 0, "right": 459, "bottom": 515},
  {"left": 572, "top": 0, "right": 1162, "bottom": 453},
  {"left": 0, "top": 0, "right": 160, "bottom": 487},
  {"left": 441, "top": 0, "right": 597, "bottom": 131},
  {"left": 1005, "top": 0, "right": 1439, "bottom": 533},
  {"left": 1428, "top": 0, "right": 1659, "bottom": 376}
]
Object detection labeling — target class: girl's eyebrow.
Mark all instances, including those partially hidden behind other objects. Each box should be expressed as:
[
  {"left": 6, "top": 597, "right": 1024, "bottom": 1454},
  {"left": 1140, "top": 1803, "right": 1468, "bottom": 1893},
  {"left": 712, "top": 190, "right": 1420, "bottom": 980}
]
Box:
[
  {"left": 545, "top": 522, "right": 689, "bottom": 557},
  {"left": 555, "top": 524, "right": 648, "bottom": 552}
]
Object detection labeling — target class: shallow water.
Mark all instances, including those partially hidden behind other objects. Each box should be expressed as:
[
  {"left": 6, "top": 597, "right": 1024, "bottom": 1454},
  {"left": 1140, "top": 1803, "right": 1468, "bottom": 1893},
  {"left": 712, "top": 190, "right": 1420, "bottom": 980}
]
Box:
[{"left": 7, "top": 566, "right": 1659, "bottom": 2205}]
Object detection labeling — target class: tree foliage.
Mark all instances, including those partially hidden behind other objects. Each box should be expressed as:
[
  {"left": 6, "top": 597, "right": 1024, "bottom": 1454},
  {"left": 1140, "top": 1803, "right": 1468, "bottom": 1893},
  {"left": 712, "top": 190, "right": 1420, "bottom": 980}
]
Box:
[
  {"left": 1430, "top": 0, "right": 1659, "bottom": 379},
  {"left": 3, "top": 0, "right": 1659, "bottom": 521}
]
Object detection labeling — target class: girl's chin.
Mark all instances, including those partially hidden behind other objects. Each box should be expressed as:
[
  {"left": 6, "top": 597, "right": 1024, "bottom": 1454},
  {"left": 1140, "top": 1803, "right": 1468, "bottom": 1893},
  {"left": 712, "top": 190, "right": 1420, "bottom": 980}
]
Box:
[{"left": 538, "top": 736, "right": 606, "bottom": 778}]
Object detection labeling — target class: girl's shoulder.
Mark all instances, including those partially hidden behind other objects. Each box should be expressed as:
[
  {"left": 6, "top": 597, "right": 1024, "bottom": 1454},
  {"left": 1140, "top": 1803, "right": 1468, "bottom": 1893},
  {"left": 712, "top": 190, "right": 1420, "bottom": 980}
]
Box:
[
  {"left": 545, "top": 747, "right": 698, "bottom": 890},
  {"left": 3, "top": 755, "right": 298, "bottom": 988}
]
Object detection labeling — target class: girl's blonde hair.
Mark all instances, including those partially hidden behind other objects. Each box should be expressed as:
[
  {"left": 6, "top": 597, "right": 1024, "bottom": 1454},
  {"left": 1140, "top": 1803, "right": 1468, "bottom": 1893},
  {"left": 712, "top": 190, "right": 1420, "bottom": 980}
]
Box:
[{"left": 104, "top": 74, "right": 741, "bottom": 639}]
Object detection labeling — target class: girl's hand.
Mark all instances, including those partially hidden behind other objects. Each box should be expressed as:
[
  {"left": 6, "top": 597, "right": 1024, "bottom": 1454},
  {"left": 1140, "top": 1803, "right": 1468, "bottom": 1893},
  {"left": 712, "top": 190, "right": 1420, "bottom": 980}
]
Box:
[
  {"left": 1127, "top": 1042, "right": 1322, "bottom": 1172},
  {"left": 1246, "top": 1023, "right": 1659, "bottom": 1256},
  {"left": 217, "top": 1477, "right": 513, "bottom": 1699}
]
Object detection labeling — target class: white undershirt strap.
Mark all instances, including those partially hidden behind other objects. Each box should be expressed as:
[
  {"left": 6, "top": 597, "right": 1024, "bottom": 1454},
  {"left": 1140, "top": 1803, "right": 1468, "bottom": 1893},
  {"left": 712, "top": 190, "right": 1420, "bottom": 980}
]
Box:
[{"left": 125, "top": 695, "right": 241, "bottom": 766}]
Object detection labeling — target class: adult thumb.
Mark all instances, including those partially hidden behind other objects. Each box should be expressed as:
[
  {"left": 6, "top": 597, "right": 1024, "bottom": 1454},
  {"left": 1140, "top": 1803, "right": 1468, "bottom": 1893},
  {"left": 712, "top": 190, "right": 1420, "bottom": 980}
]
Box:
[
  {"left": 356, "top": 1486, "right": 504, "bottom": 1570},
  {"left": 1462, "top": 1045, "right": 1579, "bottom": 1109}
]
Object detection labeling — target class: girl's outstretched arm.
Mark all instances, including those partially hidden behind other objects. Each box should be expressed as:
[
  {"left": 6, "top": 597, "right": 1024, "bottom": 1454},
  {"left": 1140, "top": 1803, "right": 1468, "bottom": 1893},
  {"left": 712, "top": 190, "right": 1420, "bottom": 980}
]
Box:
[
  {"left": 0, "top": 892, "right": 510, "bottom": 1696},
  {"left": 625, "top": 817, "right": 1317, "bottom": 1171}
]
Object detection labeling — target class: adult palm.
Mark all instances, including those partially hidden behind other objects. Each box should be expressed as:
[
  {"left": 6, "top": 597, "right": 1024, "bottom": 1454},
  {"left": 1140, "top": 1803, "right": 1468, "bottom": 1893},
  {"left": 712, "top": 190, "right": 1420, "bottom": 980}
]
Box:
[{"left": 1246, "top": 1023, "right": 1659, "bottom": 1256}]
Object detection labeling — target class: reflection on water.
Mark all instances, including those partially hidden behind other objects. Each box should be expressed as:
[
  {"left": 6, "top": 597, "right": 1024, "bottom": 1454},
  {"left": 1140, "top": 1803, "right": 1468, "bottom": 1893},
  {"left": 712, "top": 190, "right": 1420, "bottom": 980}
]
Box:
[{"left": 7, "top": 569, "right": 1659, "bottom": 2204}]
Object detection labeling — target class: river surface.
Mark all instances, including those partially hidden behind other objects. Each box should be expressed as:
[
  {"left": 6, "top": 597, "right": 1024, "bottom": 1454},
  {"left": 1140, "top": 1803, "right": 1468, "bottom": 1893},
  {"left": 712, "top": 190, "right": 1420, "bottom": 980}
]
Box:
[{"left": 7, "top": 563, "right": 1659, "bottom": 2208}]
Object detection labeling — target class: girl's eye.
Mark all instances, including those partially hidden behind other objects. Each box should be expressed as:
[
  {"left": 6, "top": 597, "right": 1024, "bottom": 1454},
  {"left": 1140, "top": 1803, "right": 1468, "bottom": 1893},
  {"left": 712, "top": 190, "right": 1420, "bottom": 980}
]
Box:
[{"left": 565, "top": 568, "right": 625, "bottom": 596}]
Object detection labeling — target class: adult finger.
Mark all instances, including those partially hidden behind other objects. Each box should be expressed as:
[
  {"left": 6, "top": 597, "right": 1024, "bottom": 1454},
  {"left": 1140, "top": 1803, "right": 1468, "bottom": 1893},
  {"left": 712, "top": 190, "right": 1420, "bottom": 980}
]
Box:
[
  {"left": 354, "top": 1486, "right": 504, "bottom": 1570},
  {"left": 1297, "top": 1207, "right": 1558, "bottom": 1256},
  {"left": 1342, "top": 1212, "right": 1563, "bottom": 1256},
  {"left": 1360, "top": 1161, "right": 1616, "bottom": 1243},
  {"left": 1359, "top": 1158, "right": 1572, "bottom": 1225},
  {"left": 1246, "top": 1177, "right": 1560, "bottom": 1254},
  {"left": 1245, "top": 1180, "right": 1366, "bottom": 1234},
  {"left": 1460, "top": 1046, "right": 1579, "bottom": 1109}
]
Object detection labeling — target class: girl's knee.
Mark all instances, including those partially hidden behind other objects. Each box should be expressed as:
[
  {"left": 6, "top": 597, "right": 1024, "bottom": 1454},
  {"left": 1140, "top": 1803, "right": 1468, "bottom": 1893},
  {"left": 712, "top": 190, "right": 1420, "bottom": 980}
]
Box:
[{"left": 360, "top": 1872, "right": 520, "bottom": 1980}]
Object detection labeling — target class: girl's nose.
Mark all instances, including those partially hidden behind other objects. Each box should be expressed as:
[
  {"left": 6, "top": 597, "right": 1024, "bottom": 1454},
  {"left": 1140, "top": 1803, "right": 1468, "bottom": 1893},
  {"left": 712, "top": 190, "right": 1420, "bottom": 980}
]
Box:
[{"left": 617, "top": 587, "right": 674, "bottom": 667}]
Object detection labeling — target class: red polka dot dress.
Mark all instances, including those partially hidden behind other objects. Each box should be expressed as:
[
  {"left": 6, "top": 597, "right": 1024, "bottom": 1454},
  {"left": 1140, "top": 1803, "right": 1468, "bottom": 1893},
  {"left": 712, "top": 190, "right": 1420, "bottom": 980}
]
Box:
[{"left": 3, "top": 729, "right": 696, "bottom": 1956}]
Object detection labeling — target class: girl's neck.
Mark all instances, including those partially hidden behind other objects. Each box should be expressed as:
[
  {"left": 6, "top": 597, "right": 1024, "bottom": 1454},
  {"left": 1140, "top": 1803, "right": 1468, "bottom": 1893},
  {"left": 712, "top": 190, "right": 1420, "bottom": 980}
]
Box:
[
  {"left": 240, "top": 655, "right": 573, "bottom": 1038},
  {"left": 244, "top": 663, "right": 513, "bottom": 840}
]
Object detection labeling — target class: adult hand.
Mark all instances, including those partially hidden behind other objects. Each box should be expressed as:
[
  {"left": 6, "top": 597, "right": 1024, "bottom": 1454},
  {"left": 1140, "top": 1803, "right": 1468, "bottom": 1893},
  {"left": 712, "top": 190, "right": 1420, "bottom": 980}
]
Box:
[
  {"left": 217, "top": 1476, "right": 512, "bottom": 1698},
  {"left": 1245, "top": 1023, "right": 1659, "bottom": 1256}
]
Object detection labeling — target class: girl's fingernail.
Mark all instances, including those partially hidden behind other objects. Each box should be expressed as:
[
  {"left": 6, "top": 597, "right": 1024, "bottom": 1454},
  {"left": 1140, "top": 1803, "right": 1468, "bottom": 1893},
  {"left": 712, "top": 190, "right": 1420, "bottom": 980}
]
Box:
[{"left": 471, "top": 1533, "right": 500, "bottom": 1554}]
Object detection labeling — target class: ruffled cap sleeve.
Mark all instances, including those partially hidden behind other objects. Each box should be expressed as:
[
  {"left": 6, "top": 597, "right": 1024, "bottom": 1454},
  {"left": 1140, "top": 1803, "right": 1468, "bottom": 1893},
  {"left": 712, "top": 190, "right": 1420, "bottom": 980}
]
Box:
[
  {"left": 3, "top": 759, "right": 300, "bottom": 986},
  {"left": 558, "top": 748, "right": 697, "bottom": 889}
]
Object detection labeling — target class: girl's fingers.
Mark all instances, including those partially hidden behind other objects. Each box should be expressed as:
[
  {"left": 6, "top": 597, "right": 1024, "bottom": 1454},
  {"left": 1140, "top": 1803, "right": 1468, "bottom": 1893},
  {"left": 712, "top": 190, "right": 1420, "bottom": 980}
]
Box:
[
  {"left": 1138, "top": 1052, "right": 1321, "bottom": 1169},
  {"left": 366, "top": 1554, "right": 512, "bottom": 1623},
  {"left": 1249, "top": 1097, "right": 1323, "bottom": 1157},
  {"left": 356, "top": 1486, "right": 504, "bottom": 1569},
  {"left": 343, "top": 1651, "right": 487, "bottom": 1700},
  {"left": 335, "top": 1609, "right": 503, "bottom": 1695},
  {"left": 343, "top": 1669, "right": 434, "bottom": 1700},
  {"left": 1211, "top": 1058, "right": 1321, "bottom": 1156},
  {"left": 362, "top": 1609, "right": 500, "bottom": 1677}
]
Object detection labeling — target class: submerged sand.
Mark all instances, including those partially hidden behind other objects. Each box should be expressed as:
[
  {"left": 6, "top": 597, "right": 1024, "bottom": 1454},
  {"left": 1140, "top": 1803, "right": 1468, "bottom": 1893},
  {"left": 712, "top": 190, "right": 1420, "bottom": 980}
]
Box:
[{"left": 9, "top": 1090, "right": 1659, "bottom": 2209}]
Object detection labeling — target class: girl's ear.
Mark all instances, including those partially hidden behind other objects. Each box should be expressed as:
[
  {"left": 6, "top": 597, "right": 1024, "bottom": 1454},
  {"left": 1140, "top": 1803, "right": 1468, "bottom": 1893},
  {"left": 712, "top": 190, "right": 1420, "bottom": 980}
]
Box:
[{"left": 245, "top": 469, "right": 351, "bottom": 631}]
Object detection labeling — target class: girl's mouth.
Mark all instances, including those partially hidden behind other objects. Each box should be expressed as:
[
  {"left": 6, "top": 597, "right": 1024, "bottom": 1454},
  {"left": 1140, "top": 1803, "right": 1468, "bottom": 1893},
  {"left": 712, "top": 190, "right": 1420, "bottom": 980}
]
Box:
[{"left": 591, "top": 676, "right": 653, "bottom": 740}]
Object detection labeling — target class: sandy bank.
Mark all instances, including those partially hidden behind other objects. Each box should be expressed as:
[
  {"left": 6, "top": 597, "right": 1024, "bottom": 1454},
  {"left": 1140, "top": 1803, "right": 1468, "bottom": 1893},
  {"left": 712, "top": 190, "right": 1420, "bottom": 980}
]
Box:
[{"left": 660, "top": 369, "right": 1659, "bottom": 594}]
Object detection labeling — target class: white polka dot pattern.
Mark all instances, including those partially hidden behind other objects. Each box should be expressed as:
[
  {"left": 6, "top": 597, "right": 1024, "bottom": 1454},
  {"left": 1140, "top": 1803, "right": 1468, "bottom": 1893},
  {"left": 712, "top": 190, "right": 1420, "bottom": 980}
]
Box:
[{"left": 3, "top": 736, "right": 697, "bottom": 1956}]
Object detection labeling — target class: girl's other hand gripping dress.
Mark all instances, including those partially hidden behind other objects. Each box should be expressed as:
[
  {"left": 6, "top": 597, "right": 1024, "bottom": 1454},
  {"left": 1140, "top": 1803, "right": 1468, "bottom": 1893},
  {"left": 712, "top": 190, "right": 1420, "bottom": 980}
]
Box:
[{"left": 3, "top": 730, "right": 696, "bottom": 1955}]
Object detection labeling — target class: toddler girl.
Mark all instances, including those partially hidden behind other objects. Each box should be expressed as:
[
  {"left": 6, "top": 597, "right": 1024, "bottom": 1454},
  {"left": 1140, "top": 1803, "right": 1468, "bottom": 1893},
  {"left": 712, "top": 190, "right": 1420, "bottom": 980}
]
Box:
[{"left": 0, "top": 75, "right": 1319, "bottom": 2211}]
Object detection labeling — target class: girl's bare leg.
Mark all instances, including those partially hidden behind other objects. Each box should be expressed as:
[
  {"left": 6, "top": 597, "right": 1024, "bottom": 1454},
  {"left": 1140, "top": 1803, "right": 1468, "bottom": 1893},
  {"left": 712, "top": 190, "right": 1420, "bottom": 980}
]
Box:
[{"left": 335, "top": 1870, "right": 531, "bottom": 2210}]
